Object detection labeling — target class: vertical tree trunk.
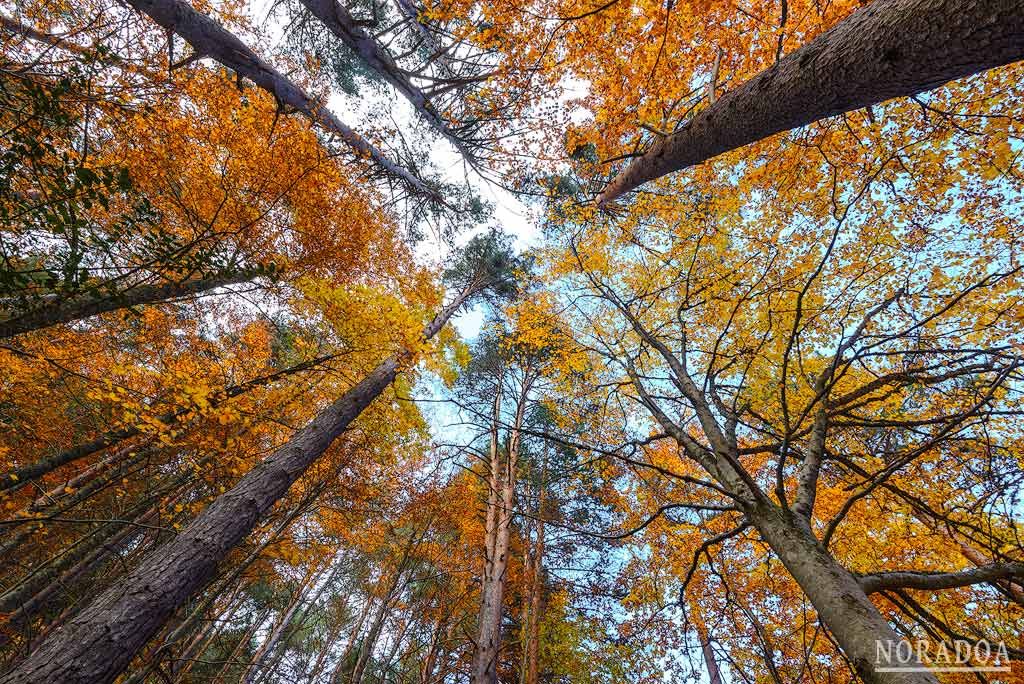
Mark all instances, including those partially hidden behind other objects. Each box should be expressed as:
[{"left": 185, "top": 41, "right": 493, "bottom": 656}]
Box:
[
  {"left": 473, "top": 371, "right": 531, "bottom": 684},
  {"left": 694, "top": 622, "right": 722, "bottom": 684},
  {"left": 0, "top": 291, "right": 470, "bottom": 684}
]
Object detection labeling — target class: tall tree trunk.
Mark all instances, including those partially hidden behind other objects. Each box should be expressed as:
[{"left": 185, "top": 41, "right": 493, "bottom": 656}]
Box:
[
  {"left": 241, "top": 569, "right": 317, "bottom": 684},
  {"left": 521, "top": 506, "right": 543, "bottom": 684},
  {"left": 351, "top": 534, "right": 418, "bottom": 684},
  {"left": 0, "top": 271, "right": 253, "bottom": 339},
  {"left": 123, "top": 0, "right": 440, "bottom": 201},
  {"left": 472, "top": 371, "right": 531, "bottom": 684},
  {"left": 519, "top": 448, "right": 545, "bottom": 684},
  {"left": 0, "top": 289, "right": 471, "bottom": 684},
  {"left": 329, "top": 595, "right": 372, "bottom": 683},
  {"left": 210, "top": 608, "right": 271, "bottom": 684},
  {"left": 597, "top": 0, "right": 1024, "bottom": 205}
]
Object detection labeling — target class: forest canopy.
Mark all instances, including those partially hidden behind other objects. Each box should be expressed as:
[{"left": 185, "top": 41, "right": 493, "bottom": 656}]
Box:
[{"left": 0, "top": 1, "right": 1022, "bottom": 683}]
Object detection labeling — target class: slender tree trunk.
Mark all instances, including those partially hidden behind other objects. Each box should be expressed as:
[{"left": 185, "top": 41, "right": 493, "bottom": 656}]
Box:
[
  {"left": 123, "top": 0, "right": 440, "bottom": 201},
  {"left": 694, "top": 621, "right": 722, "bottom": 684},
  {"left": 473, "top": 372, "right": 530, "bottom": 684},
  {"left": 307, "top": 604, "right": 348, "bottom": 684},
  {"left": 0, "top": 289, "right": 471, "bottom": 684},
  {"left": 0, "top": 272, "right": 254, "bottom": 339},
  {"left": 211, "top": 608, "right": 271, "bottom": 684},
  {"left": 522, "top": 488, "right": 543, "bottom": 684},
  {"left": 329, "top": 596, "right": 372, "bottom": 683},
  {"left": 241, "top": 570, "right": 317, "bottom": 684},
  {"left": 597, "top": 0, "right": 1024, "bottom": 205}
]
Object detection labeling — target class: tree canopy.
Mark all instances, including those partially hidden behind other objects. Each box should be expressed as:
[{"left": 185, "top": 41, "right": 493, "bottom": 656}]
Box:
[{"left": 0, "top": 1, "right": 1021, "bottom": 683}]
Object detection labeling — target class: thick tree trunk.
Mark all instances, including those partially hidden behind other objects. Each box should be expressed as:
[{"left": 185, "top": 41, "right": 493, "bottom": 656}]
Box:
[
  {"left": 0, "top": 292, "right": 469, "bottom": 684},
  {"left": 0, "top": 272, "right": 253, "bottom": 339},
  {"left": 597, "top": 0, "right": 1024, "bottom": 205},
  {"left": 748, "top": 504, "right": 936, "bottom": 684},
  {"left": 123, "top": 0, "right": 440, "bottom": 201}
]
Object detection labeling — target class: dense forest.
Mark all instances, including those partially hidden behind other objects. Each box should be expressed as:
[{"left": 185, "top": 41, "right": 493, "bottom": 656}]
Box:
[{"left": 0, "top": 1, "right": 1022, "bottom": 683}]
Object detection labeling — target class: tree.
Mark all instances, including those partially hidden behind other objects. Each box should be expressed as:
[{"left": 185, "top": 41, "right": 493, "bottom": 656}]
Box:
[
  {"left": 0, "top": 230, "right": 520, "bottom": 684},
  {"left": 534, "top": 176, "right": 1024, "bottom": 680},
  {"left": 595, "top": 0, "right": 1024, "bottom": 204}
]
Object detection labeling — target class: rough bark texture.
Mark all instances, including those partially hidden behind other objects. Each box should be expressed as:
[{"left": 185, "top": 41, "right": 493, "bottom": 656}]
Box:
[
  {"left": 0, "top": 293, "right": 467, "bottom": 684},
  {"left": 597, "top": 0, "right": 1024, "bottom": 205},
  {"left": 122, "top": 0, "right": 440, "bottom": 201},
  {"left": 0, "top": 272, "right": 252, "bottom": 339}
]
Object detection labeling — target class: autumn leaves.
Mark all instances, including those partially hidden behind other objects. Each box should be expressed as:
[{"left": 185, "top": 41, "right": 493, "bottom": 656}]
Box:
[{"left": 1, "top": 0, "right": 1023, "bottom": 682}]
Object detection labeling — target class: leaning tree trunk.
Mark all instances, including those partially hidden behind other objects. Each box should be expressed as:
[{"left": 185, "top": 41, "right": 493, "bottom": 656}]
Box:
[
  {"left": 0, "top": 289, "right": 471, "bottom": 684},
  {"left": 748, "top": 503, "right": 937, "bottom": 684},
  {"left": 0, "top": 271, "right": 253, "bottom": 339},
  {"left": 123, "top": 0, "right": 440, "bottom": 201},
  {"left": 597, "top": 0, "right": 1024, "bottom": 205}
]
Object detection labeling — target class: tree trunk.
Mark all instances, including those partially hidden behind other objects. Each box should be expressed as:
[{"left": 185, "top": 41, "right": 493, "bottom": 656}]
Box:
[
  {"left": 0, "top": 272, "right": 253, "bottom": 339},
  {"left": 241, "top": 570, "right": 316, "bottom": 684},
  {"left": 473, "top": 372, "right": 530, "bottom": 684},
  {"left": 123, "top": 0, "right": 440, "bottom": 201},
  {"left": 748, "top": 503, "right": 936, "bottom": 684},
  {"left": 597, "top": 0, "right": 1024, "bottom": 205},
  {"left": 0, "top": 291, "right": 470, "bottom": 684},
  {"left": 696, "top": 624, "right": 722, "bottom": 684},
  {"left": 211, "top": 608, "right": 270, "bottom": 684},
  {"left": 522, "top": 503, "right": 543, "bottom": 684}
]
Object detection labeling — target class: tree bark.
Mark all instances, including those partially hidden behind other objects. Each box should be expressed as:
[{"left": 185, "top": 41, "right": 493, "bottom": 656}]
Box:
[
  {"left": 597, "top": 0, "right": 1024, "bottom": 205},
  {"left": 0, "top": 272, "right": 253, "bottom": 339},
  {"left": 472, "top": 370, "right": 530, "bottom": 684},
  {"left": 122, "top": 0, "right": 441, "bottom": 201},
  {"left": 748, "top": 504, "right": 937, "bottom": 684},
  {"left": 0, "top": 290, "right": 470, "bottom": 684}
]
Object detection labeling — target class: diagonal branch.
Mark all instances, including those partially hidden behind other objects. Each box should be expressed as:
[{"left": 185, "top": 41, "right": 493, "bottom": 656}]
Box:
[{"left": 123, "top": 0, "right": 441, "bottom": 201}]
